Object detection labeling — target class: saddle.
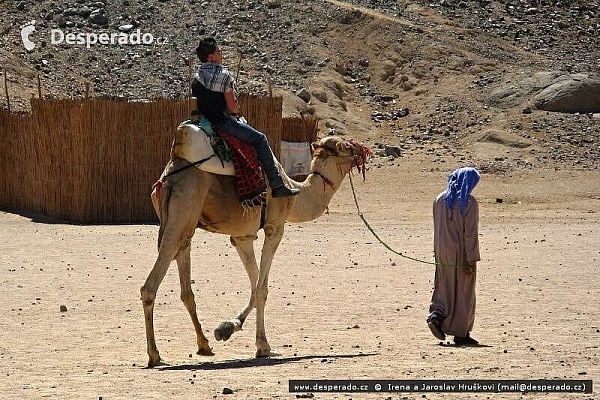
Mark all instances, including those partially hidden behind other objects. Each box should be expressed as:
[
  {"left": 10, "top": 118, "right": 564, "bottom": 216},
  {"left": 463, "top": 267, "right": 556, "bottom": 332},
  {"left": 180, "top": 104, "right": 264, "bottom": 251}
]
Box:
[
  {"left": 172, "top": 118, "right": 235, "bottom": 175},
  {"left": 173, "top": 117, "right": 267, "bottom": 205}
]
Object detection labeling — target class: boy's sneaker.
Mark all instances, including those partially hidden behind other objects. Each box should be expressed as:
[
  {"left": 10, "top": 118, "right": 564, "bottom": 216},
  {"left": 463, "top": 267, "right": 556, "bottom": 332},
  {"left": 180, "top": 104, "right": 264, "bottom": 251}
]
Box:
[{"left": 272, "top": 184, "right": 300, "bottom": 198}]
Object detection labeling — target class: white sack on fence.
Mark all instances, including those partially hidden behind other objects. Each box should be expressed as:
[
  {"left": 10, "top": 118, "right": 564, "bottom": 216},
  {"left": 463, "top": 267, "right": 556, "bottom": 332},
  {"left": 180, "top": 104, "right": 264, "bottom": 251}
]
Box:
[{"left": 281, "top": 141, "right": 312, "bottom": 176}]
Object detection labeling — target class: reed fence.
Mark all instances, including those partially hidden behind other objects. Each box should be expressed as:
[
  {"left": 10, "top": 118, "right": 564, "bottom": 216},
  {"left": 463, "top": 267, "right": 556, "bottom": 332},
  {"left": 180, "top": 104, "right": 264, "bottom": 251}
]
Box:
[
  {"left": 0, "top": 95, "right": 289, "bottom": 223},
  {"left": 281, "top": 116, "right": 319, "bottom": 144}
]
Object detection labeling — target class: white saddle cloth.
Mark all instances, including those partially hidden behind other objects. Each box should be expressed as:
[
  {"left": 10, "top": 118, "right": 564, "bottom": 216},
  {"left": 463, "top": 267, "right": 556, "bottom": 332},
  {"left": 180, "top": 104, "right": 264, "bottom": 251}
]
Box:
[{"left": 172, "top": 122, "right": 235, "bottom": 176}]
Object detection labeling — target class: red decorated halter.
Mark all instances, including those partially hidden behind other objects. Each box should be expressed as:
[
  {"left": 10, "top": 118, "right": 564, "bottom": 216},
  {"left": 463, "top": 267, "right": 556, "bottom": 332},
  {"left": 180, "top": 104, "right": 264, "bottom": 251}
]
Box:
[{"left": 345, "top": 139, "right": 372, "bottom": 180}]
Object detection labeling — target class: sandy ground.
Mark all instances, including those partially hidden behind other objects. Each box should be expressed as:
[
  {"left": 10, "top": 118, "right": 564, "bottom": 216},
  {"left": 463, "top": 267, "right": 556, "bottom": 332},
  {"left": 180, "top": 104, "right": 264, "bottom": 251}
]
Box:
[{"left": 1, "top": 160, "right": 599, "bottom": 399}]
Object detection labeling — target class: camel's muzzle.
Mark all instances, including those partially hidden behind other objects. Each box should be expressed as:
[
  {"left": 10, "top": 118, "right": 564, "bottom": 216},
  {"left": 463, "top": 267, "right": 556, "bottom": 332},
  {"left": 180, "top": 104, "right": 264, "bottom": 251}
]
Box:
[{"left": 345, "top": 140, "right": 372, "bottom": 179}]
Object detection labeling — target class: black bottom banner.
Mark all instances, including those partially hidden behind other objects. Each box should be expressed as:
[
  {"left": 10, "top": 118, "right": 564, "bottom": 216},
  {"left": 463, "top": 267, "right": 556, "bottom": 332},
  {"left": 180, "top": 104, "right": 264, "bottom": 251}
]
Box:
[{"left": 289, "top": 380, "right": 592, "bottom": 393}]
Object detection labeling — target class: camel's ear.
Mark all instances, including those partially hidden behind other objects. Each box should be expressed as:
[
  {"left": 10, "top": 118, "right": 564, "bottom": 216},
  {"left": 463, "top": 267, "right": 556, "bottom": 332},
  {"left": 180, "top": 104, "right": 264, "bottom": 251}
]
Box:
[
  {"left": 311, "top": 142, "right": 321, "bottom": 152},
  {"left": 336, "top": 141, "right": 345, "bottom": 153}
]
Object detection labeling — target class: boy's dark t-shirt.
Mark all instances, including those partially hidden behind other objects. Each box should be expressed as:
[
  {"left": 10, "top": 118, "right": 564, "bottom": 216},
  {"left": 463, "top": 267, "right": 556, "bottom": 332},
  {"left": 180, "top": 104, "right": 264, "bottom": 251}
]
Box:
[{"left": 191, "top": 80, "right": 228, "bottom": 125}]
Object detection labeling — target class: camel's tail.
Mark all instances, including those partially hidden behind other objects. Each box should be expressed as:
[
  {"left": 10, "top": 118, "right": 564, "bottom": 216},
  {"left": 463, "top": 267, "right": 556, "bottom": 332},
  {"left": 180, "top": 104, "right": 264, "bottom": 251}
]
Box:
[{"left": 151, "top": 180, "right": 172, "bottom": 251}]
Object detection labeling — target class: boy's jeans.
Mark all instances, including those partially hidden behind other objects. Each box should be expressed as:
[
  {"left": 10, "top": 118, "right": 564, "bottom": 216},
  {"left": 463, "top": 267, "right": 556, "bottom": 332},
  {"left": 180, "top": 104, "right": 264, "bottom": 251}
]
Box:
[{"left": 217, "top": 118, "right": 284, "bottom": 188}]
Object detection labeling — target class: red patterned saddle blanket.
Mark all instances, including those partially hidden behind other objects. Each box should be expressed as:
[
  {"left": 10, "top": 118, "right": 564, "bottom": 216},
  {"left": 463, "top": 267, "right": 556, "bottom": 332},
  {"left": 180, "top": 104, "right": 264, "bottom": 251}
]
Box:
[{"left": 217, "top": 130, "right": 267, "bottom": 206}]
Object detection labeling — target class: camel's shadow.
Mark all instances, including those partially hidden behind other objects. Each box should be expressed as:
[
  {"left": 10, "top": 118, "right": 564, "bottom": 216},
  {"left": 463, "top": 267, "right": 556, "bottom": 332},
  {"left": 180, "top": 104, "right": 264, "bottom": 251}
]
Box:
[{"left": 159, "top": 353, "right": 377, "bottom": 371}]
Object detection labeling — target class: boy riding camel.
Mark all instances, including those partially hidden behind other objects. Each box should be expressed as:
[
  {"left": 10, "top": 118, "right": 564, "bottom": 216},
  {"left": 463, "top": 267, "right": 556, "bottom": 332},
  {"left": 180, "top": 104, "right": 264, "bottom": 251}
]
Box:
[{"left": 191, "top": 37, "right": 300, "bottom": 198}]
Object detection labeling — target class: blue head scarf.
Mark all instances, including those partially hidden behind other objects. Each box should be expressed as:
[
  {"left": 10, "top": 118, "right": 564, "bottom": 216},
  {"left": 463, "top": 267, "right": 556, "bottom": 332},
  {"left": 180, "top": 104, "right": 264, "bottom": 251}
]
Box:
[{"left": 443, "top": 167, "right": 481, "bottom": 216}]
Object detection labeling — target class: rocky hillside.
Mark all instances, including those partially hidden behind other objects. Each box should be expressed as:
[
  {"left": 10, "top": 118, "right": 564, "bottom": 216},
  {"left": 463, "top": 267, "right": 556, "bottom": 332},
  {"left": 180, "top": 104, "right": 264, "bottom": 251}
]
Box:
[
  {"left": 1, "top": 0, "right": 599, "bottom": 171},
  {"left": 346, "top": 0, "right": 600, "bottom": 71}
]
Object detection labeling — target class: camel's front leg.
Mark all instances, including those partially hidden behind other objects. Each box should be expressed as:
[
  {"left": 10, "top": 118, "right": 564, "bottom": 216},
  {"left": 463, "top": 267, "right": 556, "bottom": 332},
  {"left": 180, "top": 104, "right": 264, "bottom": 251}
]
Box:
[
  {"left": 176, "top": 239, "right": 214, "bottom": 357},
  {"left": 255, "top": 224, "right": 284, "bottom": 358},
  {"left": 214, "top": 235, "right": 259, "bottom": 342}
]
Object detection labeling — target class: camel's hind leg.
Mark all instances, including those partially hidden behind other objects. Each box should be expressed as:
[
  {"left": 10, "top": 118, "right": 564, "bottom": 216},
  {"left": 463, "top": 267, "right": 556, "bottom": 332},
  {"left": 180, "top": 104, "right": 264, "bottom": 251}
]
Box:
[
  {"left": 141, "top": 174, "right": 210, "bottom": 368},
  {"left": 176, "top": 239, "right": 214, "bottom": 356},
  {"left": 214, "top": 235, "right": 259, "bottom": 342},
  {"left": 140, "top": 235, "right": 180, "bottom": 367}
]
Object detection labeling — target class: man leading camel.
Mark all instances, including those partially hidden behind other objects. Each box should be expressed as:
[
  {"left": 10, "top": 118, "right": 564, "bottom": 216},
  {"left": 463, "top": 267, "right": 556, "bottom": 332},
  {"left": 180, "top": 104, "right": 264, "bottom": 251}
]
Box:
[
  {"left": 427, "top": 167, "right": 481, "bottom": 345},
  {"left": 191, "top": 37, "right": 299, "bottom": 198}
]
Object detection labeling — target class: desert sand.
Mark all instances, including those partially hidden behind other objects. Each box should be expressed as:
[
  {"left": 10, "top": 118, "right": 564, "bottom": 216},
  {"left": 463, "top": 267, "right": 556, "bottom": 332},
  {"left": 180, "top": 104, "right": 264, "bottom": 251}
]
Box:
[{"left": 1, "top": 158, "right": 598, "bottom": 399}]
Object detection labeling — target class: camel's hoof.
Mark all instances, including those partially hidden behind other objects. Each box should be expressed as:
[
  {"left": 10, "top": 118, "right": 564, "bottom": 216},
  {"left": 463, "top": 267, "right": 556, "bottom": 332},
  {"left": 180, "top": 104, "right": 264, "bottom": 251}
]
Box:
[
  {"left": 197, "top": 347, "right": 215, "bottom": 356},
  {"left": 255, "top": 349, "right": 281, "bottom": 358},
  {"left": 147, "top": 356, "right": 168, "bottom": 368},
  {"left": 214, "top": 321, "right": 235, "bottom": 342}
]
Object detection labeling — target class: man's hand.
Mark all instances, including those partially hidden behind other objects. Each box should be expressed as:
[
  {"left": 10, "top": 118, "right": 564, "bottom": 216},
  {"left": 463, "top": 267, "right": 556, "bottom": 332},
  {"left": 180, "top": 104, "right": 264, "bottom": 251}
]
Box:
[{"left": 465, "top": 261, "right": 477, "bottom": 274}]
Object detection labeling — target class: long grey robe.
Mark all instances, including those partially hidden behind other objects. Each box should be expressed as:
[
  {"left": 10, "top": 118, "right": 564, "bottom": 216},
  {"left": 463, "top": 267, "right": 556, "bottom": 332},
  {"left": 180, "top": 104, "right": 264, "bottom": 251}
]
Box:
[{"left": 429, "top": 192, "right": 480, "bottom": 337}]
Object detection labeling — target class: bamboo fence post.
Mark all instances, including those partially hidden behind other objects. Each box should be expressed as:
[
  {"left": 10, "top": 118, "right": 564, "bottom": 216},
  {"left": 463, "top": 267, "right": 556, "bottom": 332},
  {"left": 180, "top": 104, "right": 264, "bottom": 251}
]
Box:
[
  {"left": 37, "top": 75, "right": 42, "bottom": 99},
  {"left": 3, "top": 70, "right": 10, "bottom": 112},
  {"left": 268, "top": 79, "right": 273, "bottom": 97},
  {"left": 188, "top": 57, "right": 193, "bottom": 100},
  {"left": 235, "top": 52, "right": 243, "bottom": 83},
  {"left": 84, "top": 81, "right": 90, "bottom": 98}
]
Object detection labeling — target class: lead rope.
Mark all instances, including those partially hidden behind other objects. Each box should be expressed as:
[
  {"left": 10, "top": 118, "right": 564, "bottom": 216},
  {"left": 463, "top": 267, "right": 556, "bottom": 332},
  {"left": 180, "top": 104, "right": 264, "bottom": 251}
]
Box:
[{"left": 347, "top": 172, "right": 475, "bottom": 273}]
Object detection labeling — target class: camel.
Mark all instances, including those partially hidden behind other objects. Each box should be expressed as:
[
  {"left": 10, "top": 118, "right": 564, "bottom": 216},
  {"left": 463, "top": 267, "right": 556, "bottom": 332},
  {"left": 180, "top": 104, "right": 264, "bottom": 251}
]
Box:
[{"left": 141, "top": 132, "right": 370, "bottom": 368}]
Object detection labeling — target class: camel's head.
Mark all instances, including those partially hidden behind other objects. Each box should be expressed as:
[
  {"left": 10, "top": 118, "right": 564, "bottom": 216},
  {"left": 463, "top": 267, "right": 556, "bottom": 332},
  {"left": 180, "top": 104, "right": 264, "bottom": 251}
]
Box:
[{"left": 311, "top": 136, "right": 371, "bottom": 178}]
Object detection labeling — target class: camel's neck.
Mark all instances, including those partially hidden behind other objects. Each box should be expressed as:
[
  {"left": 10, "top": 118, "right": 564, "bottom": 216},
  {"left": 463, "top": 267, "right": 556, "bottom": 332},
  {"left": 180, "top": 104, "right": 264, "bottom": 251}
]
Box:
[{"left": 287, "top": 161, "right": 350, "bottom": 223}]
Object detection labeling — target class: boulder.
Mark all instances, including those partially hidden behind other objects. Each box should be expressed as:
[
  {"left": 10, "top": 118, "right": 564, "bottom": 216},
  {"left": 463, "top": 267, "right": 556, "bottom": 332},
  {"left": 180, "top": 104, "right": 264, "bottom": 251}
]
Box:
[
  {"left": 333, "top": 99, "right": 347, "bottom": 111},
  {"left": 487, "top": 84, "right": 523, "bottom": 108},
  {"left": 410, "top": 61, "right": 430, "bottom": 79},
  {"left": 118, "top": 24, "right": 134, "bottom": 32},
  {"left": 80, "top": 7, "right": 93, "bottom": 18},
  {"left": 477, "top": 130, "right": 531, "bottom": 148},
  {"left": 485, "top": 71, "right": 600, "bottom": 112},
  {"left": 54, "top": 15, "right": 67, "bottom": 28},
  {"left": 384, "top": 145, "right": 402, "bottom": 158},
  {"left": 533, "top": 74, "right": 600, "bottom": 113},
  {"left": 266, "top": 0, "right": 281, "bottom": 8},
  {"left": 380, "top": 60, "right": 396, "bottom": 81},
  {"left": 339, "top": 10, "right": 363, "bottom": 24},
  {"left": 487, "top": 71, "right": 564, "bottom": 108},
  {"left": 311, "top": 89, "right": 328, "bottom": 103},
  {"left": 89, "top": 9, "right": 108, "bottom": 25},
  {"left": 335, "top": 62, "right": 347, "bottom": 76},
  {"left": 296, "top": 88, "right": 311, "bottom": 102},
  {"left": 401, "top": 80, "right": 414, "bottom": 91},
  {"left": 324, "top": 80, "right": 344, "bottom": 100}
]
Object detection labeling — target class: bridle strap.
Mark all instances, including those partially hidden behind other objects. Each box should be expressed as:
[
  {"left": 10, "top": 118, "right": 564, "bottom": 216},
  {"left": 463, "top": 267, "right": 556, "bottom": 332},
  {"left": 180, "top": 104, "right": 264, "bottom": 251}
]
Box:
[{"left": 309, "top": 171, "right": 335, "bottom": 191}]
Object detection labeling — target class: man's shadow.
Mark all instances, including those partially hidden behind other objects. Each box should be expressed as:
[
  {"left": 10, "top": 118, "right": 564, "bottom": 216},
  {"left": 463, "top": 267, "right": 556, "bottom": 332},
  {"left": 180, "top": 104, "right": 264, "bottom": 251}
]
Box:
[
  {"left": 438, "top": 342, "right": 492, "bottom": 348},
  {"left": 158, "top": 353, "right": 377, "bottom": 371}
]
